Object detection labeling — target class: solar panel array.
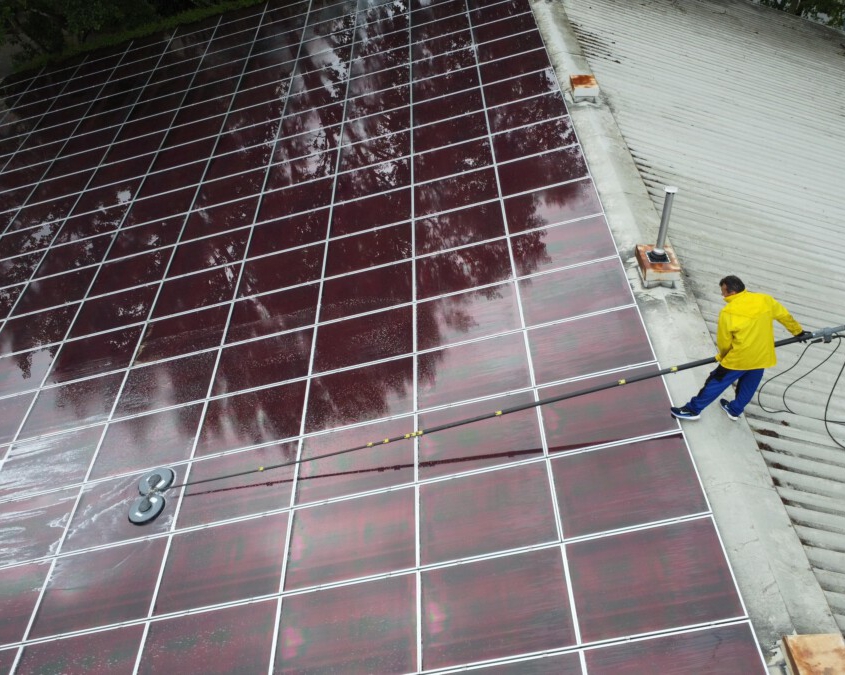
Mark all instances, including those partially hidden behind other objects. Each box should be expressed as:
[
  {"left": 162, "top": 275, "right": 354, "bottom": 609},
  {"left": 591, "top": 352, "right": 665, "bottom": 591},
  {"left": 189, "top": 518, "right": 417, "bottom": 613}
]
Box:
[{"left": 0, "top": 0, "right": 766, "bottom": 671}]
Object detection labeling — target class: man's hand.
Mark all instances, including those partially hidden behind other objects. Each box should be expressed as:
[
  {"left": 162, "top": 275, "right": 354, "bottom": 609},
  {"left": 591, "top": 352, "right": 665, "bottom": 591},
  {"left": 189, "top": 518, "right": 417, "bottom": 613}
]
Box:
[{"left": 798, "top": 330, "right": 814, "bottom": 342}]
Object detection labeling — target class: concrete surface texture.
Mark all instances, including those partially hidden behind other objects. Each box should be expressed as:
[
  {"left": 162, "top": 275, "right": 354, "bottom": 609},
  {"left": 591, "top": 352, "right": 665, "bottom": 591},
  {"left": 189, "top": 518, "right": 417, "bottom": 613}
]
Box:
[{"left": 530, "top": 0, "right": 844, "bottom": 662}]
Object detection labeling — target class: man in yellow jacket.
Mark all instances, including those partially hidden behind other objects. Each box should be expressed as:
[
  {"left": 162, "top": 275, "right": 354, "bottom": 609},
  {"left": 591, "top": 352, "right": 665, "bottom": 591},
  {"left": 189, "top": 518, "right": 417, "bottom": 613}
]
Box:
[{"left": 671, "top": 275, "right": 809, "bottom": 421}]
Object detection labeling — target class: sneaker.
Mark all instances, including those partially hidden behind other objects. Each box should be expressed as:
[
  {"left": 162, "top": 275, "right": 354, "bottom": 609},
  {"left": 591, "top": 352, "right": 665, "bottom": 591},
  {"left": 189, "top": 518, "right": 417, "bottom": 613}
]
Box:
[
  {"left": 720, "top": 399, "right": 740, "bottom": 421},
  {"left": 670, "top": 406, "right": 700, "bottom": 420}
]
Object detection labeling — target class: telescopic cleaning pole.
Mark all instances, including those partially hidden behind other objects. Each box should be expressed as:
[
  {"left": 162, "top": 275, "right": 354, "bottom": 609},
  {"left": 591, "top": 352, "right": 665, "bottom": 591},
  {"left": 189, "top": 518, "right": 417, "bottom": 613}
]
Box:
[{"left": 129, "top": 324, "right": 845, "bottom": 524}]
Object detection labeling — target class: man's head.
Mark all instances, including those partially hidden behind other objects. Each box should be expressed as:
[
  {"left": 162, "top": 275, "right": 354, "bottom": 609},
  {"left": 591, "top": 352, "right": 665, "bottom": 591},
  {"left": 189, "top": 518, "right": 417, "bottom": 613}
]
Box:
[{"left": 719, "top": 275, "right": 745, "bottom": 298}]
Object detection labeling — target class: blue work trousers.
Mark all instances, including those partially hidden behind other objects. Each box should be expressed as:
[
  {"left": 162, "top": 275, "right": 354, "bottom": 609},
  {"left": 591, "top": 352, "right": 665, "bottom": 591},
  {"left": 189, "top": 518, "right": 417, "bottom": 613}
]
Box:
[{"left": 687, "top": 365, "right": 764, "bottom": 416}]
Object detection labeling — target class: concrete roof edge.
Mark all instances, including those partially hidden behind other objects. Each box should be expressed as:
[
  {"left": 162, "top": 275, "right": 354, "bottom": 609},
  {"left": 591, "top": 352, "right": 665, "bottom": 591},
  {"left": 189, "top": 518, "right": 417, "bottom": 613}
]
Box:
[{"left": 530, "top": 0, "right": 839, "bottom": 657}]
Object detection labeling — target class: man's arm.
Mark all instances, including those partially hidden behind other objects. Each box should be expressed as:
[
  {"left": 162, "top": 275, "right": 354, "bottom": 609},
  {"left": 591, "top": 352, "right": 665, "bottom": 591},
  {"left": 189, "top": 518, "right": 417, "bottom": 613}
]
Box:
[{"left": 771, "top": 297, "right": 803, "bottom": 335}]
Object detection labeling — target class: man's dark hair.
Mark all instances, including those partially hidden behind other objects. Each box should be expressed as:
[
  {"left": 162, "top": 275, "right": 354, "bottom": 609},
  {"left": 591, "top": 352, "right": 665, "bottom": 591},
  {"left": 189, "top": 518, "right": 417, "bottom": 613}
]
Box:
[{"left": 719, "top": 275, "right": 745, "bottom": 293}]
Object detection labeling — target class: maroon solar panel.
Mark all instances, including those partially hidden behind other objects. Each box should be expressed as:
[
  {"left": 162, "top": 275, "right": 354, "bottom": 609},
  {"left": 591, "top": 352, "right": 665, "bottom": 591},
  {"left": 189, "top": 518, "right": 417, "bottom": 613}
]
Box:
[{"left": 0, "top": 0, "right": 764, "bottom": 671}]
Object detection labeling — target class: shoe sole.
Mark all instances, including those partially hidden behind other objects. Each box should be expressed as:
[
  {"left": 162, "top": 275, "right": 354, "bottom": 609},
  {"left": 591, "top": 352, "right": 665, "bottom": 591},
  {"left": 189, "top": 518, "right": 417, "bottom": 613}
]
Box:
[{"left": 671, "top": 411, "right": 700, "bottom": 421}]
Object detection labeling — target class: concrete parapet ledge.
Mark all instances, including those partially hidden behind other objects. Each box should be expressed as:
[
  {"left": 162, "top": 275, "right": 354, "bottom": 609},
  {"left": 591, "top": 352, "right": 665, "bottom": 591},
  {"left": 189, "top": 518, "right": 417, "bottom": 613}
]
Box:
[{"left": 530, "top": 0, "right": 838, "bottom": 660}]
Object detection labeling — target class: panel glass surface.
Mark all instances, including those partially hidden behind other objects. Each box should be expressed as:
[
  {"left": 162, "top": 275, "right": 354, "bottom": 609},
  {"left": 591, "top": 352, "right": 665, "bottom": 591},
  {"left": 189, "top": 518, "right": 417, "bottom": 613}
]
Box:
[
  {"left": 0, "top": 0, "right": 762, "bottom": 671},
  {"left": 277, "top": 575, "right": 416, "bottom": 673},
  {"left": 422, "top": 548, "right": 575, "bottom": 669}
]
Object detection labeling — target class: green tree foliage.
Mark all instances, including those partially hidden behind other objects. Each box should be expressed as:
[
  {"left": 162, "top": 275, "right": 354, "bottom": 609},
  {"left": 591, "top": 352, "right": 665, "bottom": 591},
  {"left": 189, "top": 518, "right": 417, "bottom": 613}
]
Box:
[
  {"left": 0, "top": 0, "right": 251, "bottom": 63},
  {"left": 756, "top": 0, "right": 845, "bottom": 28},
  {"left": 0, "top": 0, "right": 158, "bottom": 57}
]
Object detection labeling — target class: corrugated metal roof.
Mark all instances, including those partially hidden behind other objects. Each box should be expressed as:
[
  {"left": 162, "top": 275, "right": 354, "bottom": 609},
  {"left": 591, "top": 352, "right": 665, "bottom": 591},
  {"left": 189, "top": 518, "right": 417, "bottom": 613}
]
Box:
[{"left": 559, "top": 0, "right": 845, "bottom": 631}]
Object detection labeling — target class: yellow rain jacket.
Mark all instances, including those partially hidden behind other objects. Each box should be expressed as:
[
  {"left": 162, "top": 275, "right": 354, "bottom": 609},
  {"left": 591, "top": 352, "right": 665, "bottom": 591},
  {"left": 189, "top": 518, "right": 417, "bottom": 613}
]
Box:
[{"left": 716, "top": 290, "right": 803, "bottom": 370}]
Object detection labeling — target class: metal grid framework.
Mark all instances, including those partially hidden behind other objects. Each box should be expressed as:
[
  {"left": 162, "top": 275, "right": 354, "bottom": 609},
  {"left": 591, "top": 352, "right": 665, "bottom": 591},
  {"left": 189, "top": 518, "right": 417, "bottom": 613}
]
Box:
[{"left": 0, "top": 0, "right": 766, "bottom": 671}]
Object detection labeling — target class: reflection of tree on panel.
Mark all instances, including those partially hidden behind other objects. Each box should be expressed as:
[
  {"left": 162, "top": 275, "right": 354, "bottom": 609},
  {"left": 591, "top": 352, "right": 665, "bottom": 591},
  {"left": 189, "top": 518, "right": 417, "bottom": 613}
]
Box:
[
  {"left": 3, "top": 307, "right": 76, "bottom": 371},
  {"left": 197, "top": 381, "right": 307, "bottom": 457},
  {"left": 339, "top": 127, "right": 409, "bottom": 170},
  {"left": 305, "top": 357, "right": 412, "bottom": 433},
  {"left": 1, "top": 7, "right": 581, "bottom": 515}
]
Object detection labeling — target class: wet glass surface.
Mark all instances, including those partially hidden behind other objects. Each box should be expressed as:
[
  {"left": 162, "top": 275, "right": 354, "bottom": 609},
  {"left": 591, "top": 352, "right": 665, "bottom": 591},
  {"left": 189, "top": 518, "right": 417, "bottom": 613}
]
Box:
[
  {"left": 413, "top": 113, "right": 486, "bottom": 156},
  {"left": 313, "top": 306, "right": 412, "bottom": 372},
  {"left": 112, "top": 219, "right": 178, "bottom": 259},
  {"left": 238, "top": 244, "right": 323, "bottom": 296},
  {"left": 320, "top": 261, "right": 412, "bottom": 321},
  {"left": 480, "top": 48, "right": 550, "bottom": 85},
  {"left": 226, "top": 283, "right": 319, "bottom": 342},
  {"left": 1, "top": 251, "right": 44, "bottom": 285},
  {"left": 0, "top": 223, "right": 61, "bottom": 258},
  {"left": 68, "top": 285, "right": 157, "bottom": 338},
  {"left": 415, "top": 167, "right": 498, "bottom": 216},
  {"left": 512, "top": 214, "right": 616, "bottom": 274},
  {"left": 0, "top": 284, "right": 25, "bottom": 322},
  {"left": 31, "top": 539, "right": 167, "bottom": 638},
  {"left": 330, "top": 189, "right": 411, "bottom": 237},
  {"left": 178, "top": 442, "right": 297, "bottom": 528},
  {"left": 553, "top": 435, "right": 708, "bottom": 537},
  {"left": 18, "top": 372, "right": 123, "bottom": 440},
  {"left": 529, "top": 307, "right": 654, "bottom": 385},
  {"left": 63, "top": 473, "right": 174, "bottom": 551},
  {"left": 519, "top": 258, "right": 633, "bottom": 326},
  {"left": 324, "top": 222, "right": 412, "bottom": 276},
  {"left": 115, "top": 351, "right": 216, "bottom": 416},
  {"left": 493, "top": 117, "right": 575, "bottom": 162},
  {"left": 0, "top": 425, "right": 102, "bottom": 497},
  {"left": 204, "top": 363, "right": 304, "bottom": 439},
  {"left": 476, "top": 24, "right": 543, "bottom": 59},
  {"left": 277, "top": 575, "right": 416, "bottom": 674},
  {"left": 214, "top": 328, "right": 313, "bottom": 394},
  {"left": 0, "top": 2, "right": 758, "bottom": 669},
  {"left": 46, "top": 326, "right": 142, "bottom": 383},
  {"left": 416, "top": 281, "right": 520, "bottom": 350},
  {"left": 141, "top": 602, "right": 276, "bottom": 674},
  {"left": 468, "top": 653, "right": 583, "bottom": 674},
  {"left": 414, "top": 138, "right": 492, "bottom": 183},
  {"left": 0, "top": 304, "right": 78, "bottom": 356},
  {"left": 504, "top": 180, "right": 600, "bottom": 234},
  {"left": 414, "top": 202, "right": 505, "bottom": 255},
  {"left": 17, "top": 625, "right": 144, "bottom": 674},
  {"left": 0, "top": 392, "right": 35, "bottom": 444},
  {"left": 416, "top": 239, "right": 511, "bottom": 299},
  {"left": 498, "top": 146, "right": 588, "bottom": 196},
  {"left": 91, "top": 248, "right": 169, "bottom": 295},
  {"left": 152, "top": 265, "right": 240, "bottom": 318},
  {"left": 422, "top": 548, "right": 575, "bottom": 669},
  {"left": 137, "top": 304, "right": 229, "bottom": 362},
  {"left": 568, "top": 519, "right": 745, "bottom": 642},
  {"left": 91, "top": 403, "right": 203, "bottom": 480},
  {"left": 419, "top": 391, "right": 543, "bottom": 479},
  {"left": 0, "top": 562, "right": 50, "bottom": 644},
  {"left": 541, "top": 368, "right": 675, "bottom": 453},
  {"left": 296, "top": 416, "right": 415, "bottom": 504},
  {"left": 584, "top": 624, "right": 765, "bottom": 674},
  {"left": 306, "top": 357, "right": 413, "bottom": 433},
  {"left": 183, "top": 195, "right": 261, "bottom": 241},
  {"left": 286, "top": 488, "right": 415, "bottom": 589},
  {"left": 11, "top": 267, "right": 95, "bottom": 316},
  {"left": 420, "top": 462, "right": 557, "bottom": 565},
  {"left": 419, "top": 331, "right": 531, "bottom": 409},
  {"left": 248, "top": 209, "right": 330, "bottom": 257},
  {"left": 156, "top": 512, "right": 288, "bottom": 614},
  {"left": 0, "top": 348, "right": 54, "bottom": 398},
  {"left": 413, "top": 88, "right": 483, "bottom": 127},
  {"left": 488, "top": 93, "right": 568, "bottom": 133},
  {"left": 166, "top": 230, "right": 249, "bottom": 276}
]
